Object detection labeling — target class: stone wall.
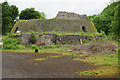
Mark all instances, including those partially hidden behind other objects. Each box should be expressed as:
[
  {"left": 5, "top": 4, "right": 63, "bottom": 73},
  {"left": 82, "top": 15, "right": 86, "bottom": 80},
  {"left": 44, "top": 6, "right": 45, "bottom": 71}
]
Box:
[
  {"left": 19, "top": 34, "right": 99, "bottom": 45},
  {"left": 12, "top": 19, "right": 97, "bottom": 33},
  {"left": 55, "top": 11, "right": 89, "bottom": 20},
  {"left": 20, "top": 34, "right": 57, "bottom": 45},
  {"left": 11, "top": 11, "right": 97, "bottom": 33}
]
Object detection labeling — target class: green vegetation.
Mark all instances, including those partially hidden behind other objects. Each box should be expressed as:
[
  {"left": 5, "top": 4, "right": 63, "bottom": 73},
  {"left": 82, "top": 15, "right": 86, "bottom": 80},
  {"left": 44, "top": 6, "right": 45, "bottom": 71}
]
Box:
[
  {"left": 30, "top": 34, "right": 36, "bottom": 44},
  {"left": 50, "top": 55, "right": 62, "bottom": 58},
  {"left": 19, "top": 8, "right": 45, "bottom": 20},
  {"left": 76, "top": 66, "right": 118, "bottom": 77},
  {"left": 3, "top": 37, "right": 20, "bottom": 50},
  {"left": 73, "top": 53, "right": 118, "bottom": 66},
  {"left": 71, "top": 52, "right": 76, "bottom": 59},
  {"left": 74, "top": 53, "right": 118, "bottom": 77},
  {"left": 11, "top": 19, "right": 97, "bottom": 33},
  {"left": 110, "top": 2, "right": 120, "bottom": 41},
  {"left": 2, "top": 1, "right": 19, "bottom": 34},
  {"left": 88, "top": 2, "right": 119, "bottom": 35},
  {"left": 2, "top": 35, "right": 70, "bottom": 51},
  {"left": 10, "top": 32, "right": 101, "bottom": 36},
  {"left": 32, "top": 58, "right": 47, "bottom": 61}
]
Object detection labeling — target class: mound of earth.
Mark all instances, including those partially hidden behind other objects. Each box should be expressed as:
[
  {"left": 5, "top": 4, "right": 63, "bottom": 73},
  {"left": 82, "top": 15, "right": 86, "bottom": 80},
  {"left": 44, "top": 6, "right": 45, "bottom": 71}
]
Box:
[{"left": 70, "top": 40, "right": 118, "bottom": 54}]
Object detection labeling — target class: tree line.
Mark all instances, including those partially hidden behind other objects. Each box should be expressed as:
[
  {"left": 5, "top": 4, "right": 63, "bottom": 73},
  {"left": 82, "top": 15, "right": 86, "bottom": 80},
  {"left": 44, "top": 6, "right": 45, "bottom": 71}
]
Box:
[
  {"left": 0, "top": 1, "right": 120, "bottom": 42},
  {"left": 0, "top": 1, "right": 45, "bottom": 34},
  {"left": 88, "top": 1, "right": 120, "bottom": 41}
]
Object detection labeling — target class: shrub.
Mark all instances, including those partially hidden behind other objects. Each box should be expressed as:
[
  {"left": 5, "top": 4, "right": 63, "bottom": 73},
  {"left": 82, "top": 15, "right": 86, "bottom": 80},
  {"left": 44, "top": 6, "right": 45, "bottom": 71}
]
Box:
[
  {"left": 3, "top": 37, "right": 20, "bottom": 50},
  {"left": 83, "top": 40, "right": 89, "bottom": 44},
  {"left": 39, "top": 46, "right": 42, "bottom": 50},
  {"left": 30, "top": 34, "right": 36, "bottom": 44},
  {"left": 71, "top": 52, "right": 76, "bottom": 59},
  {"left": 17, "top": 45, "right": 26, "bottom": 49},
  {"left": 54, "top": 44, "right": 60, "bottom": 48},
  {"left": 31, "top": 45, "right": 38, "bottom": 49},
  {"left": 118, "top": 47, "right": 120, "bottom": 53},
  {"left": 44, "top": 45, "right": 53, "bottom": 49},
  {"left": 43, "top": 44, "right": 60, "bottom": 49}
]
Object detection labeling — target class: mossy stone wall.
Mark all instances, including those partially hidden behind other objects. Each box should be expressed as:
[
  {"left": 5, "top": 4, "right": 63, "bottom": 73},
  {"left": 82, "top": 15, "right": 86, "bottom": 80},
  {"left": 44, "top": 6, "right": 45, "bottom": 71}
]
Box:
[{"left": 11, "top": 19, "right": 97, "bottom": 33}]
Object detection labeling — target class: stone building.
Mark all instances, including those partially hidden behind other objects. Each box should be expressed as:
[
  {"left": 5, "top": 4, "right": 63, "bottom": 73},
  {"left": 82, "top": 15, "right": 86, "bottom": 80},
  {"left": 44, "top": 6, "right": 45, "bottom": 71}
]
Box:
[
  {"left": 11, "top": 11, "right": 97, "bottom": 33},
  {"left": 55, "top": 11, "right": 89, "bottom": 20}
]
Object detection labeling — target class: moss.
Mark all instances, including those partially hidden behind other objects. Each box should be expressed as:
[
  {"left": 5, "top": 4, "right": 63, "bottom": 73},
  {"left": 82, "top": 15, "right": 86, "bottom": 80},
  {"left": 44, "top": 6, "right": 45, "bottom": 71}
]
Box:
[
  {"left": 32, "top": 58, "right": 47, "bottom": 61},
  {"left": 11, "top": 20, "right": 27, "bottom": 33},
  {"left": 50, "top": 55, "right": 62, "bottom": 58},
  {"left": 11, "top": 19, "right": 97, "bottom": 33},
  {"left": 76, "top": 66, "right": 118, "bottom": 77}
]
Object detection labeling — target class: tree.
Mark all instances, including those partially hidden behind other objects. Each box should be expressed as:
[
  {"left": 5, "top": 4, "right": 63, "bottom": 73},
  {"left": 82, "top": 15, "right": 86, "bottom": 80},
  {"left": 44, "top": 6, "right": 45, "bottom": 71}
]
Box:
[
  {"left": 91, "top": 2, "right": 119, "bottom": 35},
  {"left": 110, "top": 0, "right": 120, "bottom": 4},
  {"left": 40, "top": 12, "right": 46, "bottom": 19},
  {"left": 2, "top": 1, "right": 19, "bottom": 34},
  {"left": 110, "top": 2, "right": 120, "bottom": 41},
  {"left": 19, "top": 8, "right": 45, "bottom": 20}
]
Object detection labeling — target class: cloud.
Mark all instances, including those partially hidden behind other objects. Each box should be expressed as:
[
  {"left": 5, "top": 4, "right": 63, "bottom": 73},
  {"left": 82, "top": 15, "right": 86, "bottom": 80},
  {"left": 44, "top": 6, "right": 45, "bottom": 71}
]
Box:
[{"left": 1, "top": 0, "right": 110, "bottom": 18}]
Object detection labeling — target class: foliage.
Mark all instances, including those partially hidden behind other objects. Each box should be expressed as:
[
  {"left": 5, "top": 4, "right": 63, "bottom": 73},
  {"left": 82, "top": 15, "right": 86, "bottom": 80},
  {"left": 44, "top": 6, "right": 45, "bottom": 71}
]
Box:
[
  {"left": 31, "top": 43, "right": 61, "bottom": 50},
  {"left": 11, "top": 19, "right": 97, "bottom": 33},
  {"left": 91, "top": 2, "right": 119, "bottom": 35},
  {"left": 31, "top": 45, "right": 38, "bottom": 49},
  {"left": 77, "top": 53, "right": 118, "bottom": 66},
  {"left": 19, "top": 8, "right": 45, "bottom": 20},
  {"left": 83, "top": 40, "right": 89, "bottom": 44},
  {"left": 30, "top": 34, "right": 36, "bottom": 44},
  {"left": 88, "top": 14, "right": 96, "bottom": 21},
  {"left": 3, "top": 37, "right": 20, "bottom": 50},
  {"left": 110, "top": 2, "right": 120, "bottom": 41},
  {"left": 71, "top": 52, "right": 76, "bottom": 59},
  {"left": 14, "top": 32, "right": 101, "bottom": 36},
  {"left": 43, "top": 44, "right": 60, "bottom": 49},
  {"left": 40, "top": 12, "right": 46, "bottom": 20},
  {"left": 2, "top": 1, "right": 19, "bottom": 34}
]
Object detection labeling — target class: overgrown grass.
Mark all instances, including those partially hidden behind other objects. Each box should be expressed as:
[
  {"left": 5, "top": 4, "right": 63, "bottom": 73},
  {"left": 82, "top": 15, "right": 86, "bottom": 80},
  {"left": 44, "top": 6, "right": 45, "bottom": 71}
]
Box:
[
  {"left": 9, "top": 32, "right": 102, "bottom": 36},
  {"left": 73, "top": 53, "right": 118, "bottom": 66},
  {"left": 30, "top": 44, "right": 70, "bottom": 51},
  {"left": 74, "top": 53, "right": 119, "bottom": 77},
  {"left": 75, "top": 66, "right": 118, "bottom": 77}
]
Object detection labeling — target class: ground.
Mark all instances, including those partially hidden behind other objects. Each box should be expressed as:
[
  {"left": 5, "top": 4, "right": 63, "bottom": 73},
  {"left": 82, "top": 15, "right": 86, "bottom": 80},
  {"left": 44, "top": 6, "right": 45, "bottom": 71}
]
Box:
[{"left": 2, "top": 51, "right": 119, "bottom": 78}]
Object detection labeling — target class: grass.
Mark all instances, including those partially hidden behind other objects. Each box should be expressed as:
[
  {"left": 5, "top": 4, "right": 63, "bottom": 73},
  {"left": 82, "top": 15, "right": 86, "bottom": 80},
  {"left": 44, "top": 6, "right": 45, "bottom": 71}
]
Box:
[
  {"left": 71, "top": 52, "right": 76, "bottom": 59},
  {"left": 32, "top": 58, "right": 47, "bottom": 61},
  {"left": 76, "top": 66, "right": 118, "bottom": 77},
  {"left": 50, "top": 55, "right": 62, "bottom": 58},
  {"left": 9, "top": 32, "right": 101, "bottom": 36},
  {"left": 73, "top": 53, "right": 118, "bottom": 66},
  {"left": 73, "top": 53, "right": 119, "bottom": 77}
]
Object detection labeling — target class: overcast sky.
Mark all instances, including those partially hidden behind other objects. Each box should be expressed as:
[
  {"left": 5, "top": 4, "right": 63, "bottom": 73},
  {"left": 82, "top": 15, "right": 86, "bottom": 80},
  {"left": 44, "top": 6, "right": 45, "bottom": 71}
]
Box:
[{"left": 0, "top": 0, "right": 110, "bottom": 19}]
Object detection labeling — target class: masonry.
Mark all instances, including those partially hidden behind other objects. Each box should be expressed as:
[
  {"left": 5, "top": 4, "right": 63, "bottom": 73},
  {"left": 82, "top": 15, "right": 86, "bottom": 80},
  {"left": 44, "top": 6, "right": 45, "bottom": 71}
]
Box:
[
  {"left": 19, "top": 34, "right": 99, "bottom": 45},
  {"left": 11, "top": 11, "right": 97, "bottom": 33}
]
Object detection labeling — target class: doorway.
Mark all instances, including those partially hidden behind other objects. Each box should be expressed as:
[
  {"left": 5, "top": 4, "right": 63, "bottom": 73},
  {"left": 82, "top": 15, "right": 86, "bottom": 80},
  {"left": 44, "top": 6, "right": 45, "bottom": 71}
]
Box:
[{"left": 82, "top": 26, "right": 87, "bottom": 32}]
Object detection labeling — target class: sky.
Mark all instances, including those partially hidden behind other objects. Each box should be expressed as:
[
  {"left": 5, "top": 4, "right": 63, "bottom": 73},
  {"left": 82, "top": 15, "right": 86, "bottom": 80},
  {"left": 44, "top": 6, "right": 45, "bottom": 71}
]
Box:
[{"left": 0, "top": 0, "right": 110, "bottom": 19}]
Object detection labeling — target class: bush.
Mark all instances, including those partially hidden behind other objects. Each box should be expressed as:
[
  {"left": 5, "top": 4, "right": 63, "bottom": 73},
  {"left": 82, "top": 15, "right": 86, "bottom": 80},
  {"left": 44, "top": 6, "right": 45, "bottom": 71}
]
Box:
[
  {"left": 3, "top": 37, "right": 20, "bottom": 50},
  {"left": 31, "top": 45, "right": 38, "bottom": 49},
  {"left": 118, "top": 47, "right": 120, "bottom": 53},
  {"left": 44, "top": 44, "right": 60, "bottom": 49},
  {"left": 17, "top": 45, "right": 26, "bottom": 49},
  {"left": 83, "top": 40, "right": 89, "bottom": 44},
  {"left": 30, "top": 34, "right": 36, "bottom": 44},
  {"left": 54, "top": 44, "right": 60, "bottom": 48},
  {"left": 39, "top": 46, "right": 42, "bottom": 50}
]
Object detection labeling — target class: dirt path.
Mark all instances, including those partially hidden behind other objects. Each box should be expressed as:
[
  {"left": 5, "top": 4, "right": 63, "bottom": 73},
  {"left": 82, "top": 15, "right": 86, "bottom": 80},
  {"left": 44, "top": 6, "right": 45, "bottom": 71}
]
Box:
[{"left": 2, "top": 52, "right": 97, "bottom": 78}]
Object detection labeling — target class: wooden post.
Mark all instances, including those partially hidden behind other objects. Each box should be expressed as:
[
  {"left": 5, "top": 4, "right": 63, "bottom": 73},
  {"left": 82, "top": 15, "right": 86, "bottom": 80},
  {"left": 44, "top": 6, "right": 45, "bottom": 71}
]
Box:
[{"left": 80, "top": 39, "right": 83, "bottom": 44}]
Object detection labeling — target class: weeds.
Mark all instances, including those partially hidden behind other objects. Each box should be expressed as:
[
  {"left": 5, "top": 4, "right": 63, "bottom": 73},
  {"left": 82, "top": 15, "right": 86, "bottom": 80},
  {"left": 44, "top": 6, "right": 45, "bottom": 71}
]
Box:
[{"left": 71, "top": 52, "right": 76, "bottom": 59}]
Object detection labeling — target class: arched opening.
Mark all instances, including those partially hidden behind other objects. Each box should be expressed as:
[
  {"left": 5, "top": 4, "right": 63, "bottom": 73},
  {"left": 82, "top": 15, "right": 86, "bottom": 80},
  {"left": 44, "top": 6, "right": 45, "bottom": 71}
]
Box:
[
  {"left": 14, "top": 27, "right": 18, "bottom": 33},
  {"left": 82, "top": 26, "right": 87, "bottom": 32}
]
